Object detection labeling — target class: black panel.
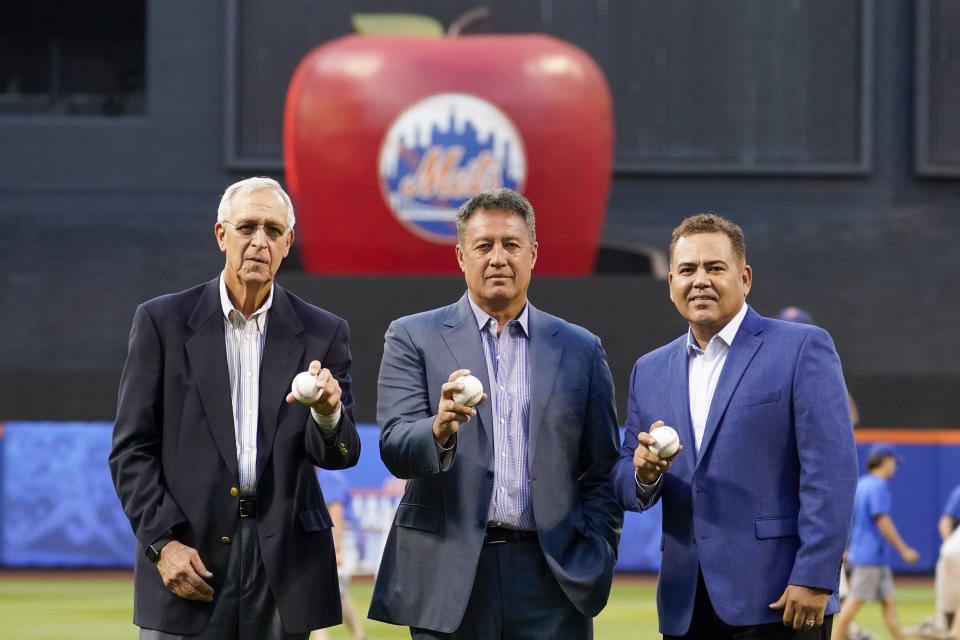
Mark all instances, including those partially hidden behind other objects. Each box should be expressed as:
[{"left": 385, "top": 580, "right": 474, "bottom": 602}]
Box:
[
  {"left": 915, "top": 0, "right": 960, "bottom": 176},
  {"left": 226, "top": 0, "right": 870, "bottom": 174}
]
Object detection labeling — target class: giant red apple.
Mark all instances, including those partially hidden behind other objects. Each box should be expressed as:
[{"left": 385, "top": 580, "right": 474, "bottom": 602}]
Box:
[{"left": 284, "top": 31, "right": 612, "bottom": 274}]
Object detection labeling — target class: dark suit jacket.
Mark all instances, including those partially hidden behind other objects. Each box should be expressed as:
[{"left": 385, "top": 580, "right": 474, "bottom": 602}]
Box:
[
  {"left": 109, "top": 277, "right": 360, "bottom": 635},
  {"left": 610, "top": 307, "right": 857, "bottom": 636},
  {"left": 368, "top": 294, "right": 623, "bottom": 633}
]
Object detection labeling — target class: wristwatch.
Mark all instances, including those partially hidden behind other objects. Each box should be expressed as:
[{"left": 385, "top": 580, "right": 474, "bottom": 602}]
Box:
[{"left": 145, "top": 536, "right": 173, "bottom": 563}]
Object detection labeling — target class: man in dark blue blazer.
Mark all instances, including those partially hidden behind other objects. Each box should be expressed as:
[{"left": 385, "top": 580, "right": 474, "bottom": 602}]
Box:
[
  {"left": 611, "top": 214, "right": 858, "bottom": 639},
  {"left": 369, "top": 188, "right": 622, "bottom": 639},
  {"left": 110, "top": 177, "right": 360, "bottom": 639}
]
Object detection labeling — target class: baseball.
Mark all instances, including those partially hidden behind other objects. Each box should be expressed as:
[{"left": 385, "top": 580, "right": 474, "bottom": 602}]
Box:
[
  {"left": 291, "top": 371, "right": 323, "bottom": 404},
  {"left": 452, "top": 374, "right": 484, "bottom": 407},
  {"left": 648, "top": 425, "right": 680, "bottom": 458}
]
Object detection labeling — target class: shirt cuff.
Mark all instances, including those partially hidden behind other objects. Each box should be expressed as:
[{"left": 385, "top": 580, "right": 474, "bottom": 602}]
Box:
[
  {"left": 635, "top": 472, "right": 662, "bottom": 500},
  {"left": 435, "top": 433, "right": 457, "bottom": 471},
  {"left": 311, "top": 403, "right": 342, "bottom": 437}
]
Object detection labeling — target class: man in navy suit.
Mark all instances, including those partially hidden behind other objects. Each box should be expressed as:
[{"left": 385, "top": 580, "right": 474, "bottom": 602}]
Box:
[
  {"left": 611, "top": 213, "right": 858, "bottom": 639},
  {"left": 369, "top": 188, "right": 622, "bottom": 639},
  {"left": 110, "top": 177, "right": 360, "bottom": 639}
]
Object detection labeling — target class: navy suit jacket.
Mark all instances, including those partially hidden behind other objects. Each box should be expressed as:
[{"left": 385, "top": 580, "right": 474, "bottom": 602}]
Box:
[
  {"left": 368, "top": 294, "right": 623, "bottom": 633},
  {"left": 610, "top": 307, "right": 857, "bottom": 636},
  {"left": 109, "top": 277, "right": 360, "bottom": 635}
]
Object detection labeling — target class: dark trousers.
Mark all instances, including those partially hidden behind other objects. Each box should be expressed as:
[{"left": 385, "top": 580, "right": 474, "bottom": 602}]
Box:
[
  {"left": 140, "top": 517, "right": 309, "bottom": 640},
  {"left": 411, "top": 536, "right": 590, "bottom": 640},
  {"left": 664, "top": 570, "right": 833, "bottom": 640}
]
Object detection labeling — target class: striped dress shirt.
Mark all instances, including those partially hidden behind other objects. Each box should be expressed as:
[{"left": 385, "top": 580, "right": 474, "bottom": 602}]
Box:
[
  {"left": 220, "top": 275, "right": 272, "bottom": 496},
  {"left": 468, "top": 297, "right": 535, "bottom": 531}
]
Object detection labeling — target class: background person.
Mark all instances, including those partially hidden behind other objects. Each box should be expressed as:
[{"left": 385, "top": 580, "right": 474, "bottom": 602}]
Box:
[
  {"left": 834, "top": 444, "right": 919, "bottom": 640},
  {"left": 611, "top": 213, "right": 858, "bottom": 639},
  {"left": 109, "top": 177, "right": 361, "bottom": 639},
  {"left": 313, "top": 469, "right": 368, "bottom": 640},
  {"left": 368, "top": 188, "right": 622, "bottom": 639}
]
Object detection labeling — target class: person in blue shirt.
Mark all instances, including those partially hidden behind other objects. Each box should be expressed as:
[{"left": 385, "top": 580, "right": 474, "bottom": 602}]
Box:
[
  {"left": 315, "top": 469, "right": 368, "bottom": 640},
  {"left": 834, "top": 443, "right": 919, "bottom": 640}
]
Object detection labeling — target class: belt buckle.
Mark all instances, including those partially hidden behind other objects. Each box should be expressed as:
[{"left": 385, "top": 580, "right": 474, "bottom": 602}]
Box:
[
  {"left": 239, "top": 498, "right": 255, "bottom": 518},
  {"left": 484, "top": 528, "right": 507, "bottom": 545}
]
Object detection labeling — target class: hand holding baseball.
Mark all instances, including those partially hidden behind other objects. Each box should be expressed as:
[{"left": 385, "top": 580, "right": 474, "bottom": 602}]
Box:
[
  {"left": 634, "top": 420, "right": 682, "bottom": 484},
  {"left": 285, "top": 360, "right": 342, "bottom": 415},
  {"left": 433, "top": 369, "right": 487, "bottom": 446}
]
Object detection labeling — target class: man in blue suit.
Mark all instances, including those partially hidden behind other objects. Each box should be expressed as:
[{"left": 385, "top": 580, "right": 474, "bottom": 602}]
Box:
[
  {"left": 369, "top": 188, "right": 622, "bottom": 639},
  {"left": 110, "top": 177, "right": 360, "bottom": 639},
  {"left": 611, "top": 213, "right": 858, "bottom": 639}
]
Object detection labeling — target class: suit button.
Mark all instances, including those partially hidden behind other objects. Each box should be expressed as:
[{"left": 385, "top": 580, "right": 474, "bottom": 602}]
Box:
[
  {"left": 337, "top": 443, "right": 348, "bottom": 455},
  {"left": 220, "top": 536, "right": 231, "bottom": 544},
  {"left": 230, "top": 487, "right": 239, "bottom": 497}
]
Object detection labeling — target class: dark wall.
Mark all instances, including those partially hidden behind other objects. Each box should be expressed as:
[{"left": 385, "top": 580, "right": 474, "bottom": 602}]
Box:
[{"left": 0, "top": 0, "right": 957, "bottom": 428}]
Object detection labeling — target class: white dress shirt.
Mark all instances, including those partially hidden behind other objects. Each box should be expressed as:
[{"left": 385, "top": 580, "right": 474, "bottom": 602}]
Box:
[
  {"left": 219, "top": 274, "right": 339, "bottom": 495},
  {"left": 686, "top": 302, "right": 749, "bottom": 453}
]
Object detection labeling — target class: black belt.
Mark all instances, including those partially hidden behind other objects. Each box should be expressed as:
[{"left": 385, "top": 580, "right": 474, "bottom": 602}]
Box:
[
  {"left": 239, "top": 497, "right": 257, "bottom": 518},
  {"left": 484, "top": 526, "right": 535, "bottom": 545}
]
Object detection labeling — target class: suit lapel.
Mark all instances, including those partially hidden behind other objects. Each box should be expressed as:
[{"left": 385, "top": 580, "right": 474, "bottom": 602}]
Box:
[
  {"left": 441, "top": 295, "right": 493, "bottom": 445},
  {"left": 185, "top": 279, "right": 238, "bottom": 477},
  {"left": 526, "top": 304, "right": 562, "bottom": 471},
  {"left": 696, "top": 308, "right": 763, "bottom": 466},
  {"left": 667, "top": 337, "right": 696, "bottom": 461},
  {"left": 256, "top": 285, "right": 304, "bottom": 480}
]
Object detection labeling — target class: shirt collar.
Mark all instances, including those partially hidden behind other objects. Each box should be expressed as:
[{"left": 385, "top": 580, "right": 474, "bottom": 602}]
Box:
[
  {"left": 219, "top": 272, "right": 273, "bottom": 332},
  {"left": 686, "top": 302, "right": 750, "bottom": 355},
  {"left": 467, "top": 295, "right": 529, "bottom": 336}
]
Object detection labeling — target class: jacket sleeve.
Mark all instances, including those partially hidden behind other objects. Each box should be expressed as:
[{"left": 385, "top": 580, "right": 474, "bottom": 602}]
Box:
[
  {"left": 304, "top": 316, "right": 361, "bottom": 469},
  {"left": 610, "top": 360, "right": 664, "bottom": 512},
  {"left": 108, "top": 304, "right": 187, "bottom": 546},
  {"left": 788, "top": 328, "right": 858, "bottom": 591},
  {"left": 580, "top": 338, "right": 625, "bottom": 554},
  {"left": 377, "top": 319, "right": 448, "bottom": 479}
]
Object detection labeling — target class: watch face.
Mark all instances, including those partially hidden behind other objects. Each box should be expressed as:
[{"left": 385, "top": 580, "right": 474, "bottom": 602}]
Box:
[{"left": 146, "top": 544, "right": 160, "bottom": 563}]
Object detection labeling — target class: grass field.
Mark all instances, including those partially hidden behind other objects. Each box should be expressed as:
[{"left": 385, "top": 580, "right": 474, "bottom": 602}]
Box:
[{"left": 0, "top": 572, "right": 936, "bottom": 639}]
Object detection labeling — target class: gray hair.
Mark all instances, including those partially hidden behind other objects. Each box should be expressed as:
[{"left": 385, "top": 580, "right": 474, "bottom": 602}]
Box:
[
  {"left": 217, "top": 177, "right": 295, "bottom": 229},
  {"left": 455, "top": 188, "right": 536, "bottom": 245}
]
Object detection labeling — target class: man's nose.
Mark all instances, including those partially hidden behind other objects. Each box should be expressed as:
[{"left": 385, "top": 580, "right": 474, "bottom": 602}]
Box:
[
  {"left": 489, "top": 244, "right": 507, "bottom": 265},
  {"left": 249, "top": 225, "right": 269, "bottom": 245},
  {"left": 692, "top": 267, "right": 710, "bottom": 286}
]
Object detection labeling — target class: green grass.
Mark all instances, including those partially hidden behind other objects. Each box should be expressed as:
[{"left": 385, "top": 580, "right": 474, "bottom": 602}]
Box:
[{"left": 0, "top": 573, "right": 937, "bottom": 639}]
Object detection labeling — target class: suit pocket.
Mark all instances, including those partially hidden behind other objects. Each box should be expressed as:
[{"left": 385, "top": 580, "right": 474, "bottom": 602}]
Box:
[
  {"left": 733, "top": 390, "right": 781, "bottom": 408},
  {"left": 395, "top": 503, "right": 440, "bottom": 532},
  {"left": 298, "top": 507, "right": 334, "bottom": 532},
  {"left": 755, "top": 516, "right": 798, "bottom": 539}
]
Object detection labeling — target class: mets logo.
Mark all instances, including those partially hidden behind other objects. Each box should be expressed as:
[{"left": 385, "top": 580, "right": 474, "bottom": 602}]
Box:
[{"left": 378, "top": 93, "right": 527, "bottom": 244}]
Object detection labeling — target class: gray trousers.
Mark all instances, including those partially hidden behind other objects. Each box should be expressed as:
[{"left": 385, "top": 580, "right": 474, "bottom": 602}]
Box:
[{"left": 140, "top": 517, "right": 309, "bottom": 640}]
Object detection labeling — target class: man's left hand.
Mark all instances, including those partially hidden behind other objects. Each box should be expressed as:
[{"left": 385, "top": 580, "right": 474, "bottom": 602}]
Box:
[
  {"left": 769, "top": 584, "right": 830, "bottom": 630},
  {"left": 285, "top": 360, "right": 341, "bottom": 414}
]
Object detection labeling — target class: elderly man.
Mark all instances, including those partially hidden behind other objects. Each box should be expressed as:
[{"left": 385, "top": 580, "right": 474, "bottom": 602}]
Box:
[
  {"left": 369, "top": 188, "right": 622, "bottom": 639},
  {"left": 611, "top": 213, "right": 858, "bottom": 639},
  {"left": 110, "top": 176, "right": 360, "bottom": 639}
]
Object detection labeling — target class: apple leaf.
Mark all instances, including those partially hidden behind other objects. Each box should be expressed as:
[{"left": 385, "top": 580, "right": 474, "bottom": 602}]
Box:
[{"left": 351, "top": 13, "right": 444, "bottom": 37}]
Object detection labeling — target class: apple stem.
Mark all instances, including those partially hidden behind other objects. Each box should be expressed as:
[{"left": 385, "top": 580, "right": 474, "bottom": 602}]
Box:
[{"left": 447, "top": 6, "right": 491, "bottom": 36}]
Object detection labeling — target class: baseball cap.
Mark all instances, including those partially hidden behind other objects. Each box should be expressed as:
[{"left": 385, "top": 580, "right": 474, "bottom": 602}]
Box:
[
  {"left": 778, "top": 306, "right": 814, "bottom": 324},
  {"left": 866, "top": 442, "right": 900, "bottom": 465}
]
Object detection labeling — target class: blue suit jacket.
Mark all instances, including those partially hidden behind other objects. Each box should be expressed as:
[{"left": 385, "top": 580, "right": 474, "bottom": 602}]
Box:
[
  {"left": 610, "top": 307, "right": 857, "bottom": 635},
  {"left": 109, "top": 277, "right": 361, "bottom": 635},
  {"left": 369, "top": 294, "right": 623, "bottom": 633}
]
